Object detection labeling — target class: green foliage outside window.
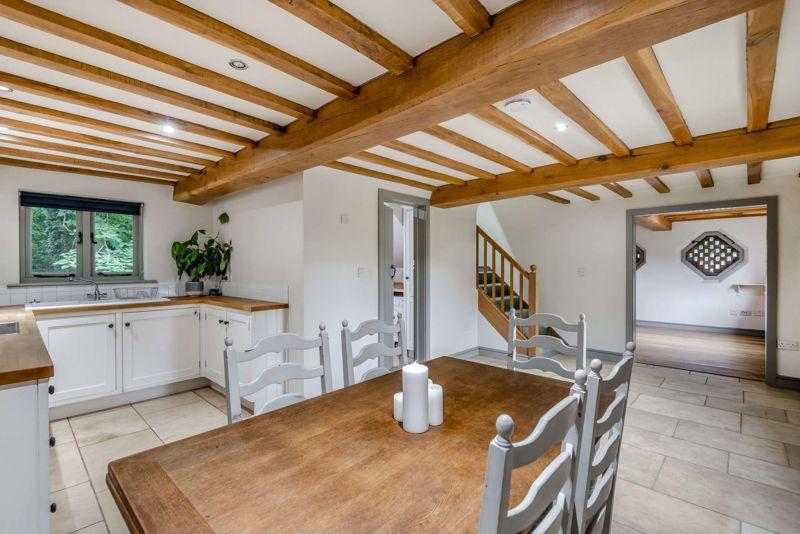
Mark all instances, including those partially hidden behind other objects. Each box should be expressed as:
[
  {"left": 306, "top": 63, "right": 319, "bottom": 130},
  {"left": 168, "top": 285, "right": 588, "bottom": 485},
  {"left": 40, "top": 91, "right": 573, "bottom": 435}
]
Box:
[
  {"left": 31, "top": 207, "right": 78, "bottom": 274},
  {"left": 94, "top": 212, "right": 134, "bottom": 274}
]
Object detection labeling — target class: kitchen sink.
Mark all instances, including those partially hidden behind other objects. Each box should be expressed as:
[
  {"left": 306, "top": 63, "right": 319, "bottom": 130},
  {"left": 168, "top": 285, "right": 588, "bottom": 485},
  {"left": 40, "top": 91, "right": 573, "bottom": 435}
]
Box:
[{"left": 0, "top": 322, "right": 19, "bottom": 335}]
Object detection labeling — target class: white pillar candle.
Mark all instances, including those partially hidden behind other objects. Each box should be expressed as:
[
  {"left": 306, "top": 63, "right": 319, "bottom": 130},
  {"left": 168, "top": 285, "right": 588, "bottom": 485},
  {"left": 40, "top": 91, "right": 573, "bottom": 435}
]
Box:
[
  {"left": 393, "top": 392, "right": 403, "bottom": 422},
  {"left": 402, "top": 361, "right": 429, "bottom": 433},
  {"left": 428, "top": 383, "right": 443, "bottom": 426}
]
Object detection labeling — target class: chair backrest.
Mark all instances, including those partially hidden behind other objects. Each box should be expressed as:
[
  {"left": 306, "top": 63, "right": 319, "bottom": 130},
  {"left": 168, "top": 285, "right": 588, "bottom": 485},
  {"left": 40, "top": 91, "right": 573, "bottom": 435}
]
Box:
[
  {"left": 479, "top": 370, "right": 587, "bottom": 534},
  {"left": 223, "top": 323, "right": 333, "bottom": 424},
  {"left": 573, "top": 343, "right": 635, "bottom": 534},
  {"left": 507, "top": 310, "right": 587, "bottom": 380},
  {"left": 341, "top": 314, "right": 408, "bottom": 386}
]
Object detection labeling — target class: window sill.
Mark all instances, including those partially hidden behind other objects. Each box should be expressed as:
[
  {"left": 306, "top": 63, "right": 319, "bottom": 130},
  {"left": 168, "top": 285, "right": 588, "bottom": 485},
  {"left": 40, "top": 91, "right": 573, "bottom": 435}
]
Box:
[{"left": 8, "top": 279, "right": 158, "bottom": 288}]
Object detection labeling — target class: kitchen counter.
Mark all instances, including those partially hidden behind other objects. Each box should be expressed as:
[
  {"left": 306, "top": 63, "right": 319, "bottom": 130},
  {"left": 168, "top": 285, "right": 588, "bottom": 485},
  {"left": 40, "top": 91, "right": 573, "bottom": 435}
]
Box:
[
  {"left": 0, "top": 306, "right": 53, "bottom": 387},
  {"left": 31, "top": 295, "right": 289, "bottom": 316}
]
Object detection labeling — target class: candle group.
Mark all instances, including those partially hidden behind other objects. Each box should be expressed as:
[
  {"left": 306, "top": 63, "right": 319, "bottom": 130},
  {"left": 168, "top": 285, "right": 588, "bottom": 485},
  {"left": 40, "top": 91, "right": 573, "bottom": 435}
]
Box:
[{"left": 394, "top": 370, "right": 444, "bottom": 429}]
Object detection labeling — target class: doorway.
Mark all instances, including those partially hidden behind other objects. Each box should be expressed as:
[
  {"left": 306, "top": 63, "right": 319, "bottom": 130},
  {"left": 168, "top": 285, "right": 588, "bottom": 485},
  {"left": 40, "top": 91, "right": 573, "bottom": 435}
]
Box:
[
  {"left": 378, "top": 190, "right": 429, "bottom": 362},
  {"left": 626, "top": 197, "right": 778, "bottom": 384}
]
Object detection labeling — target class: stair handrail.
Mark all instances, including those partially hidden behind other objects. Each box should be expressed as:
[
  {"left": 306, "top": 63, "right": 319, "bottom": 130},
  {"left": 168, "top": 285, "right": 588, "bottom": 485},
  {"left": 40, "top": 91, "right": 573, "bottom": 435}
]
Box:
[{"left": 476, "top": 226, "right": 538, "bottom": 320}]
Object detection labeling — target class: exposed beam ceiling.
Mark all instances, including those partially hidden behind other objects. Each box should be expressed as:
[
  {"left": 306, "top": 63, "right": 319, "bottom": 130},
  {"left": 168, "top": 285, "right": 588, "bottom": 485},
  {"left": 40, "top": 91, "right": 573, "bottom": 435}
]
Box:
[
  {"left": 175, "top": 0, "right": 767, "bottom": 203},
  {"left": 0, "top": 36, "right": 281, "bottom": 134},
  {"left": 383, "top": 140, "right": 496, "bottom": 180},
  {"left": 433, "top": 0, "right": 492, "bottom": 37},
  {"left": 746, "top": 0, "right": 784, "bottom": 132},
  {"left": 643, "top": 176, "right": 671, "bottom": 193},
  {"left": 116, "top": 0, "right": 357, "bottom": 99},
  {"left": 565, "top": 187, "right": 600, "bottom": 201},
  {"left": 695, "top": 168, "right": 715, "bottom": 188},
  {"left": 625, "top": 47, "right": 693, "bottom": 145},
  {"left": 349, "top": 152, "right": 466, "bottom": 186},
  {"left": 0, "top": 0, "right": 313, "bottom": 119},
  {"left": 635, "top": 206, "right": 767, "bottom": 231},
  {"left": 536, "top": 193, "right": 570, "bottom": 204},
  {"left": 0, "top": 156, "right": 173, "bottom": 186},
  {"left": 601, "top": 182, "right": 633, "bottom": 198},
  {"left": 471, "top": 106, "right": 577, "bottom": 165},
  {"left": 430, "top": 118, "right": 800, "bottom": 207},
  {"left": 536, "top": 80, "right": 630, "bottom": 157},
  {"left": 635, "top": 214, "right": 672, "bottom": 231},
  {"left": 424, "top": 125, "right": 532, "bottom": 173},
  {"left": 323, "top": 161, "right": 436, "bottom": 191},
  {"left": 267, "top": 0, "right": 412, "bottom": 75},
  {"left": 747, "top": 161, "right": 763, "bottom": 184}
]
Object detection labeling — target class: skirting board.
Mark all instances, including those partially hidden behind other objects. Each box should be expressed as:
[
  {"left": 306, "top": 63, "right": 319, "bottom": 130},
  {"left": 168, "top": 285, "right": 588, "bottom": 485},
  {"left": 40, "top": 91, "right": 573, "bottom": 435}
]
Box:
[{"left": 636, "top": 320, "right": 765, "bottom": 338}]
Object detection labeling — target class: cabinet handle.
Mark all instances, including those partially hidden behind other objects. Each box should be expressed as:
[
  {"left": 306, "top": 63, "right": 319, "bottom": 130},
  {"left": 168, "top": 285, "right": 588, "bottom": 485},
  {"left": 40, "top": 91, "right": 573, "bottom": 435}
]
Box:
[
  {"left": 224, "top": 320, "right": 230, "bottom": 326},
  {"left": 49, "top": 436, "right": 56, "bottom": 447},
  {"left": 48, "top": 385, "right": 55, "bottom": 395},
  {"left": 108, "top": 323, "right": 114, "bottom": 329},
  {"left": 50, "top": 503, "right": 57, "bottom": 513},
  {"left": 124, "top": 322, "right": 131, "bottom": 327},
  {"left": 218, "top": 319, "right": 224, "bottom": 324}
]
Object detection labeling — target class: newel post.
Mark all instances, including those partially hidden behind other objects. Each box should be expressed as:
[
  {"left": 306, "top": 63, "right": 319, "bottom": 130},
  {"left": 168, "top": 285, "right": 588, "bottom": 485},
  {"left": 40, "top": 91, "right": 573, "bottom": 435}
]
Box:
[{"left": 527, "top": 264, "right": 538, "bottom": 317}]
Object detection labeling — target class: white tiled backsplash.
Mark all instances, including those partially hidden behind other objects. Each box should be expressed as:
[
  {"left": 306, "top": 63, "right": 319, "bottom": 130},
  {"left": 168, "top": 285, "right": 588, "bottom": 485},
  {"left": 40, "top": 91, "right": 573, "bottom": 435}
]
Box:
[{"left": 0, "top": 281, "right": 288, "bottom": 306}]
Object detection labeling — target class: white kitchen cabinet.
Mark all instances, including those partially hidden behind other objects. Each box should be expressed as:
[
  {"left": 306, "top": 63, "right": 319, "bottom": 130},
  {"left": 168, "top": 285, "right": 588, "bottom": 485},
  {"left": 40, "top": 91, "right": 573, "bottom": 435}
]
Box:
[
  {"left": 201, "top": 306, "right": 227, "bottom": 385},
  {"left": 122, "top": 307, "right": 200, "bottom": 391},
  {"left": 37, "top": 314, "right": 118, "bottom": 406}
]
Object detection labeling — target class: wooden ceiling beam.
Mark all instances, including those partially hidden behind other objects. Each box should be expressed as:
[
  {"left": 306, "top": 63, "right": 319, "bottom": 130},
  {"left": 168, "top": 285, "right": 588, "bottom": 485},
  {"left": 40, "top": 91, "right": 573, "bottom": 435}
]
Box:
[
  {"left": 0, "top": 132, "right": 196, "bottom": 173},
  {"left": 0, "top": 71, "right": 255, "bottom": 147},
  {"left": 747, "top": 161, "right": 763, "bottom": 184},
  {"left": 695, "top": 168, "right": 714, "bottom": 188},
  {"left": 668, "top": 207, "right": 766, "bottom": 222},
  {"left": 636, "top": 215, "right": 672, "bottom": 231},
  {"left": 565, "top": 187, "right": 600, "bottom": 201},
  {"left": 323, "top": 161, "right": 436, "bottom": 191},
  {"left": 349, "top": 152, "right": 465, "bottom": 185},
  {"left": 430, "top": 118, "right": 800, "bottom": 208},
  {"left": 746, "top": 1, "right": 784, "bottom": 132},
  {"left": 116, "top": 0, "right": 356, "bottom": 99},
  {"left": 0, "top": 156, "right": 173, "bottom": 186},
  {"left": 267, "top": 0, "right": 412, "bottom": 75},
  {"left": 0, "top": 116, "right": 213, "bottom": 166},
  {"left": 536, "top": 193, "right": 570, "bottom": 204},
  {"left": 0, "top": 98, "right": 233, "bottom": 158},
  {"left": 643, "top": 176, "right": 670, "bottom": 193},
  {"left": 471, "top": 106, "right": 577, "bottom": 165},
  {"left": 0, "top": 0, "right": 312, "bottom": 119},
  {"left": 424, "top": 125, "right": 532, "bottom": 173},
  {"left": 0, "top": 146, "right": 182, "bottom": 180},
  {"left": 0, "top": 36, "right": 282, "bottom": 134},
  {"left": 625, "top": 47, "right": 693, "bottom": 145},
  {"left": 175, "top": 0, "right": 768, "bottom": 203},
  {"left": 601, "top": 182, "right": 633, "bottom": 198},
  {"left": 536, "top": 80, "right": 630, "bottom": 157},
  {"left": 383, "top": 140, "right": 496, "bottom": 180},
  {"left": 433, "top": 0, "right": 492, "bottom": 37}
]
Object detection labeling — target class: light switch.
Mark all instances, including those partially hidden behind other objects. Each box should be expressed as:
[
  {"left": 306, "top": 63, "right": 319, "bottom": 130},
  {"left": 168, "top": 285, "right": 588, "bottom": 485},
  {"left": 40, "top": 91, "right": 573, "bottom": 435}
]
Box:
[
  {"left": 339, "top": 213, "right": 350, "bottom": 224},
  {"left": 357, "top": 267, "right": 366, "bottom": 279}
]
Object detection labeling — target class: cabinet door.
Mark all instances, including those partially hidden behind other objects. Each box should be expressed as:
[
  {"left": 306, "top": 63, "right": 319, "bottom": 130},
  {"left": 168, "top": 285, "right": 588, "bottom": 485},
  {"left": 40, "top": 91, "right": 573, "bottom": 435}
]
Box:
[
  {"left": 122, "top": 307, "right": 200, "bottom": 391},
  {"left": 202, "top": 306, "right": 227, "bottom": 386},
  {"left": 39, "top": 314, "right": 117, "bottom": 406}
]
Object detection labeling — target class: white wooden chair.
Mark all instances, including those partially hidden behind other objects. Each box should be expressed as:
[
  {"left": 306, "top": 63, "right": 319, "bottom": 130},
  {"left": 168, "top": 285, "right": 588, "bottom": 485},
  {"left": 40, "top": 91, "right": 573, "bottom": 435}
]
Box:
[
  {"left": 507, "top": 310, "right": 587, "bottom": 380},
  {"left": 223, "top": 323, "right": 333, "bottom": 424},
  {"left": 573, "top": 343, "right": 635, "bottom": 534},
  {"left": 478, "top": 370, "right": 587, "bottom": 534},
  {"left": 341, "top": 314, "right": 408, "bottom": 386}
]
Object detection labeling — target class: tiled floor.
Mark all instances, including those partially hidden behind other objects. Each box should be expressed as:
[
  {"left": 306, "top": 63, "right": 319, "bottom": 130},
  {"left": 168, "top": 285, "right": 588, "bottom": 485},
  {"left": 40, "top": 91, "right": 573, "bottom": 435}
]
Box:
[
  {"left": 50, "top": 361, "right": 800, "bottom": 534},
  {"left": 466, "top": 354, "right": 800, "bottom": 534},
  {"left": 48, "top": 387, "right": 230, "bottom": 534}
]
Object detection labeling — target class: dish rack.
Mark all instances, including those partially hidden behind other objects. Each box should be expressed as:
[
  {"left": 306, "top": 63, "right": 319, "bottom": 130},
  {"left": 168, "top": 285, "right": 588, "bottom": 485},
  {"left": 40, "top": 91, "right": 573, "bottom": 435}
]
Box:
[{"left": 113, "top": 287, "right": 160, "bottom": 300}]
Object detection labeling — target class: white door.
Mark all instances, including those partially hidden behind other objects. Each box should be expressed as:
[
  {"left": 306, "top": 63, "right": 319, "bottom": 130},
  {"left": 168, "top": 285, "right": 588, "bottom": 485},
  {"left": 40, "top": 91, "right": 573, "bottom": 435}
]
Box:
[
  {"left": 122, "top": 307, "right": 200, "bottom": 391},
  {"left": 202, "top": 306, "right": 227, "bottom": 386},
  {"left": 403, "top": 206, "right": 415, "bottom": 350},
  {"left": 39, "top": 314, "right": 117, "bottom": 406}
]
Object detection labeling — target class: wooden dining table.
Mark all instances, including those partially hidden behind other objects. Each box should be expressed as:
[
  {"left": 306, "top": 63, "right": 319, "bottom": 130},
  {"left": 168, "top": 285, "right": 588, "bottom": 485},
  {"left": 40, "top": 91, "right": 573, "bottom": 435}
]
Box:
[{"left": 107, "top": 357, "right": 574, "bottom": 533}]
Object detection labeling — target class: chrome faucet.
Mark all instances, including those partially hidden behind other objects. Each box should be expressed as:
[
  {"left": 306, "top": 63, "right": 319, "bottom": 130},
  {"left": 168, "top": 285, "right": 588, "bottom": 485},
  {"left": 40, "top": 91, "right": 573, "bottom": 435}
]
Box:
[{"left": 68, "top": 275, "right": 105, "bottom": 301}]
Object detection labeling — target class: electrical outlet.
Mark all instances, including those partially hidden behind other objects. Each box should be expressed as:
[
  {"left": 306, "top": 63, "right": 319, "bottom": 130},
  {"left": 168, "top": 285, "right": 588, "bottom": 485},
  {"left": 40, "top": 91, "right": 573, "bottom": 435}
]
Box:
[
  {"left": 739, "top": 310, "right": 752, "bottom": 316},
  {"left": 339, "top": 213, "right": 350, "bottom": 224},
  {"left": 777, "top": 340, "right": 800, "bottom": 351},
  {"left": 729, "top": 309, "right": 739, "bottom": 315},
  {"left": 577, "top": 267, "right": 586, "bottom": 277},
  {"left": 356, "top": 267, "right": 366, "bottom": 279}
]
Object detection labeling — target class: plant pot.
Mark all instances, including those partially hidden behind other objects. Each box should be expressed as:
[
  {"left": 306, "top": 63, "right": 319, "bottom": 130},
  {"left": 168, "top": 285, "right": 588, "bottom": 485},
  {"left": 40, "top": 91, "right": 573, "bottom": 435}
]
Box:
[{"left": 185, "top": 281, "right": 204, "bottom": 296}]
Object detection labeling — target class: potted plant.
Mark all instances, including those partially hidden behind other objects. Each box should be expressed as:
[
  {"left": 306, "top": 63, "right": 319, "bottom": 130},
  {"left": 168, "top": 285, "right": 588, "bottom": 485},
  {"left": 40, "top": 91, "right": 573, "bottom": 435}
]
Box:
[{"left": 171, "top": 213, "right": 232, "bottom": 296}]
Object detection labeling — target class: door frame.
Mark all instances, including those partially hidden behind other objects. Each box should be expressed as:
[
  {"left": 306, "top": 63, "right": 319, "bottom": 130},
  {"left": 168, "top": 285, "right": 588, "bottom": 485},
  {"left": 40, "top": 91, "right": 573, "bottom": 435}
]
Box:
[
  {"left": 626, "top": 196, "right": 779, "bottom": 386},
  {"left": 378, "top": 189, "right": 430, "bottom": 362}
]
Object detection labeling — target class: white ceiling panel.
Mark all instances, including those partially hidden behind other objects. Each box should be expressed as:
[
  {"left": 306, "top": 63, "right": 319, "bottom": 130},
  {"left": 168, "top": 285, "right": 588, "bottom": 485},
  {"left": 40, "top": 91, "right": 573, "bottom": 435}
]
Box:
[
  {"left": 0, "top": 154, "right": 178, "bottom": 180},
  {"left": 366, "top": 145, "right": 475, "bottom": 181},
  {"left": 770, "top": 0, "right": 800, "bottom": 122},
  {"left": 440, "top": 114, "right": 556, "bottom": 168},
  {"left": 763, "top": 155, "right": 800, "bottom": 179},
  {"left": 654, "top": 15, "right": 747, "bottom": 136},
  {"left": 561, "top": 58, "right": 673, "bottom": 149},
  {"left": 708, "top": 164, "right": 747, "bottom": 186},
  {"left": 397, "top": 131, "right": 509, "bottom": 174},
  {"left": 337, "top": 156, "right": 442, "bottom": 187},
  {"left": 479, "top": 0, "right": 522, "bottom": 15}
]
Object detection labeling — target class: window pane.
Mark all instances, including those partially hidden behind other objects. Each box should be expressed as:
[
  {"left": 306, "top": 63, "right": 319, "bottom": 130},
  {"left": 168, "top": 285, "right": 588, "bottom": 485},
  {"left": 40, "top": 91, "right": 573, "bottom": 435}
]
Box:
[
  {"left": 30, "top": 207, "right": 78, "bottom": 275},
  {"left": 94, "top": 212, "right": 134, "bottom": 274}
]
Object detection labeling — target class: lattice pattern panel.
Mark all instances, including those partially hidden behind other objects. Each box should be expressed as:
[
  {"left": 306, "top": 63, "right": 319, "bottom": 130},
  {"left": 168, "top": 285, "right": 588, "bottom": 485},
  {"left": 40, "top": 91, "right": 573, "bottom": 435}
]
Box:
[
  {"left": 681, "top": 231, "right": 744, "bottom": 279},
  {"left": 635, "top": 245, "right": 646, "bottom": 270}
]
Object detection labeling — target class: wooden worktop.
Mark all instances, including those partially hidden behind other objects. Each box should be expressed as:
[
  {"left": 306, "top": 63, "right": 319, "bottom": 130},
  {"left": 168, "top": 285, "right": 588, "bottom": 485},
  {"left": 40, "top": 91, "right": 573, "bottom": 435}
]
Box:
[
  {"left": 0, "top": 306, "right": 53, "bottom": 387},
  {"left": 31, "top": 295, "right": 288, "bottom": 316}
]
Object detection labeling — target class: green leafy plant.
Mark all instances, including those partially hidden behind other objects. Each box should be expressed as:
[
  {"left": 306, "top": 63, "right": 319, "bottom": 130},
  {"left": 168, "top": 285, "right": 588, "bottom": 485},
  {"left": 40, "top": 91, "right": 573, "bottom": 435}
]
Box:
[{"left": 171, "top": 213, "right": 233, "bottom": 282}]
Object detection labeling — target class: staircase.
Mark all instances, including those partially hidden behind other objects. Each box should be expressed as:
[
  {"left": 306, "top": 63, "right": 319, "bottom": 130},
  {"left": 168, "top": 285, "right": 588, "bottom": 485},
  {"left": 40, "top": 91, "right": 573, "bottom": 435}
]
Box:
[{"left": 476, "top": 227, "right": 538, "bottom": 344}]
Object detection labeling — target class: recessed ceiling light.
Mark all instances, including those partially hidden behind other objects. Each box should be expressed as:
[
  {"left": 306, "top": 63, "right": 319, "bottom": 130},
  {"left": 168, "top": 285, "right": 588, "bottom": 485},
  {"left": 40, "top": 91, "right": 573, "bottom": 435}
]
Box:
[
  {"left": 228, "top": 59, "right": 248, "bottom": 70},
  {"left": 0, "top": 85, "right": 13, "bottom": 92},
  {"left": 162, "top": 124, "right": 175, "bottom": 134},
  {"left": 555, "top": 122, "right": 569, "bottom": 132},
  {"left": 503, "top": 97, "right": 531, "bottom": 113}
]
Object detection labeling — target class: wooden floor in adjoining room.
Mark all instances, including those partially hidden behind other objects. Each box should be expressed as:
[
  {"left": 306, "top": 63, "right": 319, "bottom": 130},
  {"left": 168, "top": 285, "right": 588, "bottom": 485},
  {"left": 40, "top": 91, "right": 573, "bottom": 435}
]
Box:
[{"left": 635, "top": 326, "right": 765, "bottom": 381}]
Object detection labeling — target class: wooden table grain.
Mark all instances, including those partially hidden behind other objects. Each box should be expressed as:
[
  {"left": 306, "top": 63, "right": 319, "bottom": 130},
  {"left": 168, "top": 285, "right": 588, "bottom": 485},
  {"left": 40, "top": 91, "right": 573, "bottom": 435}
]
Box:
[{"left": 107, "top": 357, "right": 573, "bottom": 533}]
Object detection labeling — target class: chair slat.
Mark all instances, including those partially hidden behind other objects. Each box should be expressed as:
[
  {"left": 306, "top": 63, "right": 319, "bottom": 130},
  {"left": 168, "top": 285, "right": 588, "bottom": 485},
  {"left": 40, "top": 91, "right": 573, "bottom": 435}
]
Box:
[
  {"left": 515, "top": 335, "right": 579, "bottom": 357},
  {"left": 352, "top": 342, "right": 401, "bottom": 367},
  {"left": 593, "top": 391, "right": 627, "bottom": 439},
  {"left": 514, "top": 312, "right": 581, "bottom": 332},
  {"left": 360, "top": 366, "right": 391, "bottom": 382},
  {"left": 507, "top": 310, "right": 587, "bottom": 378},
  {"left": 257, "top": 393, "right": 307, "bottom": 415},
  {"left": 507, "top": 450, "right": 572, "bottom": 533},
  {"left": 599, "top": 357, "right": 634, "bottom": 395},
  {"left": 512, "top": 353, "right": 573, "bottom": 380},
  {"left": 341, "top": 315, "right": 408, "bottom": 386},
  {"left": 512, "top": 396, "right": 577, "bottom": 468},
  {"left": 349, "top": 319, "right": 400, "bottom": 340},
  {"left": 233, "top": 332, "right": 323, "bottom": 363},
  {"left": 590, "top": 430, "right": 621, "bottom": 480},
  {"left": 240, "top": 363, "right": 324, "bottom": 397},
  {"left": 585, "top": 468, "right": 614, "bottom": 523},
  {"left": 531, "top": 494, "right": 565, "bottom": 534}
]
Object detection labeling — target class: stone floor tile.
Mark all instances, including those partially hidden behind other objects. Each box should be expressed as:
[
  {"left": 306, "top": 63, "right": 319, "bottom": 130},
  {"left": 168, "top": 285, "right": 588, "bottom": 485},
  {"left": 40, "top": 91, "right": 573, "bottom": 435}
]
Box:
[
  {"left": 787, "top": 444, "right": 800, "bottom": 469},
  {"left": 132, "top": 391, "right": 202, "bottom": 416},
  {"left": 80, "top": 429, "right": 162, "bottom": 490},
  {"left": 629, "top": 373, "right": 664, "bottom": 387},
  {"left": 141, "top": 399, "right": 227, "bottom": 443},
  {"left": 194, "top": 387, "right": 227, "bottom": 408},
  {"left": 629, "top": 382, "right": 706, "bottom": 405},
  {"left": 788, "top": 410, "right": 800, "bottom": 425},
  {"left": 655, "top": 457, "right": 800, "bottom": 533},
  {"left": 660, "top": 378, "right": 744, "bottom": 402},
  {"left": 705, "top": 396, "right": 787, "bottom": 422},
  {"left": 742, "top": 415, "right": 800, "bottom": 446},
  {"left": 741, "top": 524, "right": 775, "bottom": 534},
  {"left": 744, "top": 391, "right": 800, "bottom": 412},
  {"left": 69, "top": 406, "right": 148, "bottom": 447},
  {"left": 729, "top": 453, "right": 800, "bottom": 494},
  {"left": 50, "top": 419, "right": 75, "bottom": 445},
  {"left": 632, "top": 395, "right": 741, "bottom": 431},
  {"left": 50, "top": 440, "right": 89, "bottom": 492},
  {"left": 74, "top": 522, "right": 109, "bottom": 534},
  {"left": 617, "top": 443, "right": 665, "bottom": 488},
  {"left": 624, "top": 407, "right": 679, "bottom": 436},
  {"left": 96, "top": 489, "right": 130, "bottom": 534},
  {"left": 674, "top": 421, "right": 787, "bottom": 465},
  {"left": 610, "top": 521, "right": 642, "bottom": 534},
  {"left": 50, "top": 481, "right": 103, "bottom": 534},
  {"left": 622, "top": 425, "right": 728, "bottom": 472}
]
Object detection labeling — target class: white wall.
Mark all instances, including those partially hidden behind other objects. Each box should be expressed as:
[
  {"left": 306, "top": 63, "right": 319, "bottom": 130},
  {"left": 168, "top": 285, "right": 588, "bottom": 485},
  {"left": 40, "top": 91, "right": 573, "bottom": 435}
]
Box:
[
  {"left": 636, "top": 216, "right": 766, "bottom": 330},
  {"left": 490, "top": 172, "right": 800, "bottom": 378},
  {"left": 477, "top": 202, "right": 514, "bottom": 258},
  {"left": 0, "top": 166, "right": 208, "bottom": 289}
]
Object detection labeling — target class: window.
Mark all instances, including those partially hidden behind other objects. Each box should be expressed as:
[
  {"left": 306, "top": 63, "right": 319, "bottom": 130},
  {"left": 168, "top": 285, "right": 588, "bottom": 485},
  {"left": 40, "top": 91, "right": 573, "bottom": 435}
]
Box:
[
  {"left": 681, "top": 231, "right": 745, "bottom": 281},
  {"left": 635, "top": 244, "right": 646, "bottom": 270},
  {"left": 20, "top": 192, "right": 143, "bottom": 283}
]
